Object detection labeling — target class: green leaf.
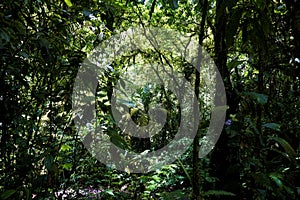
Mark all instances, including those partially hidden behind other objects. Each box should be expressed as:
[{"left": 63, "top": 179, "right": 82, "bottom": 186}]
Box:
[
  {"left": 204, "top": 190, "right": 236, "bottom": 197},
  {"left": 109, "top": 130, "right": 129, "bottom": 150},
  {"left": 63, "top": 163, "right": 73, "bottom": 170},
  {"left": 269, "top": 173, "right": 283, "bottom": 188},
  {"left": 118, "top": 99, "right": 135, "bottom": 107},
  {"left": 64, "top": 0, "right": 73, "bottom": 7},
  {"left": 255, "top": 0, "right": 266, "bottom": 9},
  {"left": 263, "top": 123, "right": 281, "bottom": 131},
  {"left": 268, "top": 136, "right": 297, "bottom": 158},
  {"left": 227, "top": 60, "right": 244, "bottom": 70},
  {"left": 147, "top": 184, "right": 156, "bottom": 190},
  {"left": 23, "top": 187, "right": 30, "bottom": 200},
  {"left": 105, "top": 189, "right": 114, "bottom": 196},
  {"left": 60, "top": 144, "right": 72, "bottom": 151},
  {"left": 0, "top": 29, "right": 10, "bottom": 42},
  {"left": 151, "top": 175, "right": 161, "bottom": 182},
  {"left": 245, "top": 117, "right": 260, "bottom": 135},
  {"left": 38, "top": 38, "right": 50, "bottom": 48},
  {"left": 19, "top": 51, "right": 28, "bottom": 58},
  {"left": 0, "top": 190, "right": 16, "bottom": 200},
  {"left": 269, "top": 148, "right": 292, "bottom": 161},
  {"left": 246, "top": 92, "right": 268, "bottom": 105},
  {"left": 177, "top": 158, "right": 192, "bottom": 186}
]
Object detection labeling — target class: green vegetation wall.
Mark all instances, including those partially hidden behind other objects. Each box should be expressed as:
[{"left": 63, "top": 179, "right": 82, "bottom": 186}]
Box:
[{"left": 0, "top": 0, "right": 299, "bottom": 199}]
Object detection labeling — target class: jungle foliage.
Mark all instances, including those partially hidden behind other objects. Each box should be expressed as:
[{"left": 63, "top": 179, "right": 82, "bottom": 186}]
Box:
[{"left": 0, "top": 0, "right": 299, "bottom": 199}]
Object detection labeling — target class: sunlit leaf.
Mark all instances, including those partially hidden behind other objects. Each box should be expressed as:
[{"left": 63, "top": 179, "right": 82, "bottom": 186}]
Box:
[
  {"left": 105, "top": 189, "right": 114, "bottom": 196},
  {"left": 63, "top": 163, "right": 73, "bottom": 170},
  {"left": 64, "top": 0, "right": 73, "bottom": 7},
  {"left": 60, "top": 144, "right": 72, "bottom": 151}
]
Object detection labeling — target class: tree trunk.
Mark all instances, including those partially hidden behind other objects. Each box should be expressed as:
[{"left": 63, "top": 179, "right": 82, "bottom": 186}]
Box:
[
  {"left": 192, "top": 0, "right": 208, "bottom": 199},
  {"left": 210, "top": 0, "right": 240, "bottom": 199}
]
